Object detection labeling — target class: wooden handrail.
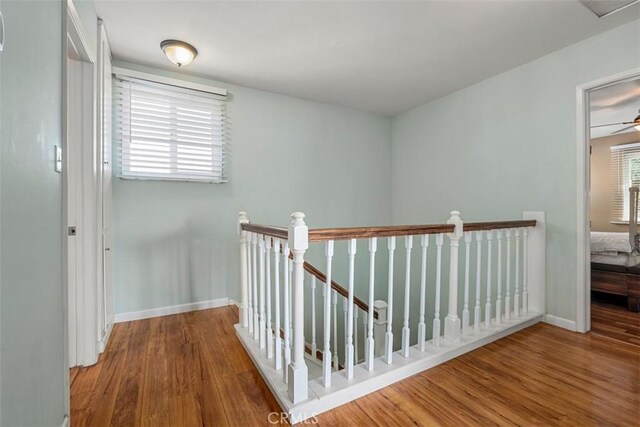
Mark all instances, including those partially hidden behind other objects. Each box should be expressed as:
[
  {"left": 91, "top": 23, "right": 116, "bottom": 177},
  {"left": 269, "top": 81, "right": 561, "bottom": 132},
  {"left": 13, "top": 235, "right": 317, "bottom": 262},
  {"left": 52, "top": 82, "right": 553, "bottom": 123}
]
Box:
[
  {"left": 241, "top": 223, "right": 288, "bottom": 240},
  {"left": 243, "top": 219, "right": 536, "bottom": 242},
  {"left": 308, "top": 224, "right": 455, "bottom": 242},
  {"left": 464, "top": 220, "right": 536, "bottom": 232}
]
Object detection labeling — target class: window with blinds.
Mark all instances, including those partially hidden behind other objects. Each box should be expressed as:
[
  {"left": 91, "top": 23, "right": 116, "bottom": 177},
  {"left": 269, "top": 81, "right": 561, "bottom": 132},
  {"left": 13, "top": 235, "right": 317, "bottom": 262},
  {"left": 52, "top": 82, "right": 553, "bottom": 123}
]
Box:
[
  {"left": 610, "top": 142, "right": 640, "bottom": 222},
  {"left": 114, "top": 75, "right": 227, "bottom": 182}
]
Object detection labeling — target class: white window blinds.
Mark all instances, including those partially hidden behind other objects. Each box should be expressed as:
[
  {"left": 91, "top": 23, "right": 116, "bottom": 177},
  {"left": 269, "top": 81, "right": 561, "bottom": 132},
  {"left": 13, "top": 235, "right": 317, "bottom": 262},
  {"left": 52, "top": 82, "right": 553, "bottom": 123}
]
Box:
[
  {"left": 610, "top": 142, "right": 640, "bottom": 222},
  {"left": 114, "top": 75, "right": 227, "bottom": 182}
]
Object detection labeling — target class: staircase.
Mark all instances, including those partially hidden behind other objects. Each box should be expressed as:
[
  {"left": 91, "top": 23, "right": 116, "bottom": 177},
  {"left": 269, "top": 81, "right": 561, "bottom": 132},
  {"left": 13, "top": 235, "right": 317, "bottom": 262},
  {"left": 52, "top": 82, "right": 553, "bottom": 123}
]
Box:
[{"left": 235, "top": 210, "right": 546, "bottom": 422}]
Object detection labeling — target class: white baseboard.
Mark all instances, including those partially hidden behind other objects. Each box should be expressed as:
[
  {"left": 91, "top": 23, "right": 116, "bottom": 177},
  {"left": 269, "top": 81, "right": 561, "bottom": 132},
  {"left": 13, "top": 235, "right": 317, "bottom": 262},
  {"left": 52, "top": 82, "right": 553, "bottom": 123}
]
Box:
[
  {"left": 61, "top": 415, "right": 69, "bottom": 427},
  {"left": 97, "top": 321, "right": 114, "bottom": 354},
  {"left": 114, "top": 298, "right": 230, "bottom": 323},
  {"left": 229, "top": 299, "right": 240, "bottom": 308},
  {"left": 543, "top": 314, "right": 577, "bottom": 332}
]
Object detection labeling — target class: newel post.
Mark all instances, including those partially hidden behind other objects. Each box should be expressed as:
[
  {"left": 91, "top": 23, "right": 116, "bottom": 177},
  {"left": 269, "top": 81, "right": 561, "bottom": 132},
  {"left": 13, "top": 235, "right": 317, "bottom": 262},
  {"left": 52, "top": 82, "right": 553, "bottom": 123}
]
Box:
[
  {"left": 238, "top": 212, "right": 250, "bottom": 328},
  {"left": 373, "top": 300, "right": 388, "bottom": 356},
  {"left": 288, "top": 212, "right": 309, "bottom": 404},
  {"left": 444, "top": 210, "right": 463, "bottom": 343}
]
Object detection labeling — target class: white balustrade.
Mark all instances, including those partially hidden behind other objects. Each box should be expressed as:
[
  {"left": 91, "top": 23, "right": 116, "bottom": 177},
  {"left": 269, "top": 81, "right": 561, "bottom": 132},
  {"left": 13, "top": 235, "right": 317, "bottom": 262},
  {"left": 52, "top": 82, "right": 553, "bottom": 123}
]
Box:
[
  {"left": 235, "top": 211, "right": 544, "bottom": 418},
  {"left": 384, "top": 236, "right": 396, "bottom": 364},
  {"left": 432, "top": 233, "right": 444, "bottom": 346}
]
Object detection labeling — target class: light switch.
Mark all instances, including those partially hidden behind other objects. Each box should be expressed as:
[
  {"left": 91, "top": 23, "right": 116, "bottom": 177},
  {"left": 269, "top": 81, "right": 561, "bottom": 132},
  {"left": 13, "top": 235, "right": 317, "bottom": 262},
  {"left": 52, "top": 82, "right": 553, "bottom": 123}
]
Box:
[{"left": 55, "top": 145, "right": 62, "bottom": 173}]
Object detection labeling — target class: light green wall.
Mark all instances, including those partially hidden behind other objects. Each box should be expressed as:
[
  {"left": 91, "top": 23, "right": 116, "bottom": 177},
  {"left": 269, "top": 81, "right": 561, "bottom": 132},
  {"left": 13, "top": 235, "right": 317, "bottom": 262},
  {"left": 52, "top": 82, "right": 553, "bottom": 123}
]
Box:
[
  {"left": 0, "top": 1, "right": 66, "bottom": 425},
  {"left": 391, "top": 19, "right": 640, "bottom": 323},
  {"left": 112, "top": 61, "right": 393, "bottom": 314}
]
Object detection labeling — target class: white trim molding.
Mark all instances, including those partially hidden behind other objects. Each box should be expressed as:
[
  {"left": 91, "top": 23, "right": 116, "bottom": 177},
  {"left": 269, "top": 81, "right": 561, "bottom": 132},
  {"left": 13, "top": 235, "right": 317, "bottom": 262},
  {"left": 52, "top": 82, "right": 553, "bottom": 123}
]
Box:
[
  {"left": 114, "top": 298, "right": 231, "bottom": 323},
  {"left": 575, "top": 67, "right": 640, "bottom": 333},
  {"left": 112, "top": 66, "right": 227, "bottom": 96},
  {"left": 543, "top": 314, "right": 577, "bottom": 332}
]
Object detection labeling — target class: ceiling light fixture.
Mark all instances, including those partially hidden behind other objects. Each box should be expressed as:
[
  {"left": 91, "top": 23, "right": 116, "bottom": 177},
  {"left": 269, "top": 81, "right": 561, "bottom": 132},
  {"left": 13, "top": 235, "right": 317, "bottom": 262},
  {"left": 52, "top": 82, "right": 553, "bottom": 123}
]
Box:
[{"left": 160, "top": 39, "right": 198, "bottom": 68}]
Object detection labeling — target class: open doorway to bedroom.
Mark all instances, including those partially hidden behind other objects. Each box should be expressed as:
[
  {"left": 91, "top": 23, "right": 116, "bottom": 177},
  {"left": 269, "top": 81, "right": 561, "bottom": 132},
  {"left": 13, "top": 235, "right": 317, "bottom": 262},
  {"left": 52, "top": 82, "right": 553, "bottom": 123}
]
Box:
[{"left": 588, "top": 78, "right": 640, "bottom": 345}]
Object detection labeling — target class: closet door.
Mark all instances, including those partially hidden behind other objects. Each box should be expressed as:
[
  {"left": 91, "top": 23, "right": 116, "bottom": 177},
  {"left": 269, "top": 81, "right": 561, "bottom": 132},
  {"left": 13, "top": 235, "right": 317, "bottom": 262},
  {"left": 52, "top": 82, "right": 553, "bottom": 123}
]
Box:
[{"left": 97, "top": 20, "right": 114, "bottom": 352}]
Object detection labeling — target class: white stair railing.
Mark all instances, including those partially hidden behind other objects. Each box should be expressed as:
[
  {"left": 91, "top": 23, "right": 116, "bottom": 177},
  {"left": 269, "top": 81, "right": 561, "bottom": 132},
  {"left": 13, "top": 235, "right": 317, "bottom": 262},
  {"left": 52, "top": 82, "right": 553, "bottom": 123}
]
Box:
[{"left": 236, "top": 210, "right": 545, "bottom": 422}]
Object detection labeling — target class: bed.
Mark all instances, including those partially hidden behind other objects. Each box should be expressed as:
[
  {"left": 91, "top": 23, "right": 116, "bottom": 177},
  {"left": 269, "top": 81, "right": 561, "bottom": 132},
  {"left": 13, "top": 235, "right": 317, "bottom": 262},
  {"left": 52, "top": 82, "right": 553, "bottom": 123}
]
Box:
[{"left": 591, "top": 186, "right": 640, "bottom": 312}]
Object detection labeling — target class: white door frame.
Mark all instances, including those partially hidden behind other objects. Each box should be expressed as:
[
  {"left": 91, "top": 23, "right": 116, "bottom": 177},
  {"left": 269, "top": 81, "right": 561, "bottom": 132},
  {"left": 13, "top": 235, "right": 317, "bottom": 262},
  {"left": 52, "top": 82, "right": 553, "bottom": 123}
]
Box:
[
  {"left": 575, "top": 66, "right": 640, "bottom": 333},
  {"left": 64, "top": 0, "right": 99, "bottom": 369}
]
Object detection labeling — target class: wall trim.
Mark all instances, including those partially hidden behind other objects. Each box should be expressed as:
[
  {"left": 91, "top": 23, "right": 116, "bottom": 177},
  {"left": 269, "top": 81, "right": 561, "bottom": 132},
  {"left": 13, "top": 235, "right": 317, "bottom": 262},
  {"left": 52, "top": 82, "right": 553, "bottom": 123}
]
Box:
[
  {"left": 61, "top": 415, "right": 70, "bottom": 427},
  {"left": 114, "top": 298, "right": 230, "bottom": 323},
  {"left": 97, "top": 321, "right": 114, "bottom": 354},
  {"left": 543, "top": 314, "right": 577, "bottom": 332}
]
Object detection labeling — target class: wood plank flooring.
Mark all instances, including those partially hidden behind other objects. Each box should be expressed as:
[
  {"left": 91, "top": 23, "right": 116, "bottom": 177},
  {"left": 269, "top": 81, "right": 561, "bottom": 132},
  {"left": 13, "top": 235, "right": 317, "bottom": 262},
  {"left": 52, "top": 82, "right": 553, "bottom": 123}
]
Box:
[
  {"left": 71, "top": 306, "right": 640, "bottom": 426},
  {"left": 591, "top": 294, "right": 640, "bottom": 346}
]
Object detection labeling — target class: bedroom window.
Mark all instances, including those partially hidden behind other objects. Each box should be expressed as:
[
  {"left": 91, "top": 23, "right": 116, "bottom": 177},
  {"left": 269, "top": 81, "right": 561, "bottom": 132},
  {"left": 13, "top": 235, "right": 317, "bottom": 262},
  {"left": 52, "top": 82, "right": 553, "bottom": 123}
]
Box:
[
  {"left": 610, "top": 142, "right": 640, "bottom": 223},
  {"left": 114, "top": 73, "right": 228, "bottom": 183}
]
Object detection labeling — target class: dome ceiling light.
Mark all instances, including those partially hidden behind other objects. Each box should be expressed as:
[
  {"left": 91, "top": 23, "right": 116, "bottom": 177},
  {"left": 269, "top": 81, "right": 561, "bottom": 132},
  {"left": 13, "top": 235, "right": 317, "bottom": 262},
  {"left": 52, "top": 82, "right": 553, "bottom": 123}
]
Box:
[{"left": 160, "top": 39, "right": 198, "bottom": 68}]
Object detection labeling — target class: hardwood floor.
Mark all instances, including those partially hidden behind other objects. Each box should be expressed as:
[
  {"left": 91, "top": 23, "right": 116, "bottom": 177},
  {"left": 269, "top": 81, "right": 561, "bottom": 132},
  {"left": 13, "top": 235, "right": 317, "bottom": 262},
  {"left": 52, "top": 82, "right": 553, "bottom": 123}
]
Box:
[
  {"left": 71, "top": 307, "right": 640, "bottom": 426},
  {"left": 591, "top": 293, "right": 640, "bottom": 346}
]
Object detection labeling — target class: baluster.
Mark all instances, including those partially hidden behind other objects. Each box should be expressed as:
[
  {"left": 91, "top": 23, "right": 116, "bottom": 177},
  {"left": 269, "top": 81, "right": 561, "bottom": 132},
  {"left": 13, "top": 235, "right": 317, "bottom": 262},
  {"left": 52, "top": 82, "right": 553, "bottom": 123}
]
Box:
[
  {"left": 366, "top": 237, "right": 377, "bottom": 370},
  {"left": 384, "top": 236, "right": 396, "bottom": 364},
  {"left": 274, "top": 240, "right": 282, "bottom": 370},
  {"left": 514, "top": 228, "right": 521, "bottom": 318},
  {"left": 289, "top": 258, "right": 293, "bottom": 345},
  {"left": 433, "top": 233, "right": 444, "bottom": 347},
  {"left": 485, "top": 230, "right": 493, "bottom": 329},
  {"left": 343, "top": 297, "right": 348, "bottom": 361},
  {"left": 505, "top": 229, "right": 512, "bottom": 320},
  {"left": 311, "top": 276, "right": 317, "bottom": 359},
  {"left": 523, "top": 228, "right": 529, "bottom": 313},
  {"left": 495, "top": 230, "right": 503, "bottom": 325},
  {"left": 282, "top": 242, "right": 291, "bottom": 382},
  {"left": 474, "top": 231, "right": 483, "bottom": 334},
  {"left": 462, "top": 232, "right": 471, "bottom": 336},
  {"left": 252, "top": 233, "right": 259, "bottom": 340},
  {"left": 332, "top": 289, "right": 339, "bottom": 371},
  {"left": 401, "top": 235, "right": 413, "bottom": 357},
  {"left": 445, "top": 211, "right": 463, "bottom": 343},
  {"left": 354, "top": 308, "right": 359, "bottom": 364},
  {"left": 287, "top": 212, "right": 308, "bottom": 404},
  {"left": 362, "top": 314, "right": 368, "bottom": 364},
  {"left": 418, "top": 235, "right": 429, "bottom": 351},
  {"left": 238, "top": 212, "right": 249, "bottom": 328},
  {"left": 345, "top": 239, "right": 357, "bottom": 379},
  {"left": 323, "top": 241, "right": 334, "bottom": 386},
  {"left": 266, "top": 238, "right": 273, "bottom": 358},
  {"left": 247, "top": 232, "right": 254, "bottom": 334},
  {"left": 259, "top": 235, "right": 266, "bottom": 349}
]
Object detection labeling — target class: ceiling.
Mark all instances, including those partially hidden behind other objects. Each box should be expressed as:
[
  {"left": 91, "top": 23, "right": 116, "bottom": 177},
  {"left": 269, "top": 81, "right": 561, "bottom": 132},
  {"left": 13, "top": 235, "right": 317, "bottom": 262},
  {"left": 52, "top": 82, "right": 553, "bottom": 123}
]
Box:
[
  {"left": 95, "top": 0, "right": 640, "bottom": 116},
  {"left": 590, "top": 78, "right": 640, "bottom": 139}
]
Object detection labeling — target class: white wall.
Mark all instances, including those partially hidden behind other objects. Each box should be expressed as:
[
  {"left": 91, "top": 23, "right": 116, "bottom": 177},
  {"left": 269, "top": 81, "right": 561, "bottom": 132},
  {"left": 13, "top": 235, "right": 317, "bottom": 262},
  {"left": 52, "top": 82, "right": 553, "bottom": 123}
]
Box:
[
  {"left": 112, "top": 61, "right": 392, "bottom": 315},
  {"left": 0, "top": 1, "right": 66, "bottom": 425},
  {"left": 391, "top": 20, "right": 640, "bottom": 323}
]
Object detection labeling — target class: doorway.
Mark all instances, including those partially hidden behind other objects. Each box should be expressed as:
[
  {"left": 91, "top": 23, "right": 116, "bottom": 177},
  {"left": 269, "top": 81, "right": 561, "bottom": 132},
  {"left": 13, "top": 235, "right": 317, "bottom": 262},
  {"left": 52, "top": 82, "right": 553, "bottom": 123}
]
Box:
[{"left": 576, "top": 68, "right": 640, "bottom": 334}]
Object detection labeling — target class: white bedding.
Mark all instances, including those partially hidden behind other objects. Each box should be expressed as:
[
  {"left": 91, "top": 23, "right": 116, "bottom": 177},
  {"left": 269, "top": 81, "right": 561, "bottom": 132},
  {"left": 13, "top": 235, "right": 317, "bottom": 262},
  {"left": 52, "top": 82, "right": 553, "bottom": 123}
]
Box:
[
  {"left": 591, "top": 253, "right": 640, "bottom": 268},
  {"left": 590, "top": 231, "right": 632, "bottom": 254}
]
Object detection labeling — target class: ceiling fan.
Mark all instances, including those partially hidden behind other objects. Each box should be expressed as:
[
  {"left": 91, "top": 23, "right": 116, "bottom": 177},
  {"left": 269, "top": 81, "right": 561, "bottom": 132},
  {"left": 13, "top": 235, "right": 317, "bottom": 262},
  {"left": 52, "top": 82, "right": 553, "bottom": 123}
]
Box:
[{"left": 591, "top": 108, "right": 640, "bottom": 134}]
